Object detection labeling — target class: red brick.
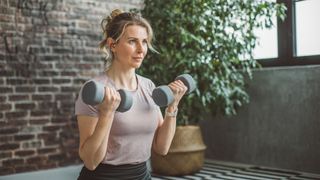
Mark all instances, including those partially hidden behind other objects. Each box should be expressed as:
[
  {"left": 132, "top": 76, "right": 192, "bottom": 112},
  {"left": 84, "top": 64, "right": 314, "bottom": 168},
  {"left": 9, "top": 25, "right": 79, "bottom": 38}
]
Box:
[
  {"left": 48, "top": 153, "right": 65, "bottom": 161},
  {"left": 0, "top": 151, "right": 13, "bottom": 159},
  {"left": 7, "top": 119, "right": 28, "bottom": 126},
  {"left": 15, "top": 165, "right": 37, "bottom": 173},
  {"left": 55, "top": 94, "right": 73, "bottom": 100},
  {"left": 43, "top": 125, "right": 62, "bottom": 132},
  {"left": 9, "top": 95, "right": 29, "bottom": 101},
  {"left": 0, "top": 103, "right": 12, "bottom": 110},
  {"left": 15, "top": 86, "right": 36, "bottom": 93},
  {"left": 5, "top": 111, "right": 28, "bottom": 119},
  {"left": 30, "top": 110, "right": 50, "bottom": 117},
  {"left": 26, "top": 156, "right": 48, "bottom": 164},
  {"left": 0, "top": 133, "right": 13, "bottom": 141},
  {"left": 21, "top": 141, "right": 42, "bottom": 149},
  {"left": 15, "top": 103, "right": 36, "bottom": 110},
  {"left": 52, "top": 117, "right": 66, "bottom": 123},
  {"left": 61, "top": 86, "right": 79, "bottom": 92},
  {"left": 32, "top": 94, "right": 52, "bottom": 101},
  {"left": 0, "top": 70, "right": 14, "bottom": 76},
  {"left": 15, "top": 149, "right": 36, "bottom": 157},
  {"left": 61, "top": 71, "right": 77, "bottom": 76},
  {"left": 38, "top": 163, "right": 57, "bottom": 170},
  {"left": 32, "top": 78, "right": 50, "bottom": 84},
  {"left": 52, "top": 78, "right": 71, "bottom": 84},
  {"left": 29, "top": 118, "right": 50, "bottom": 125},
  {"left": 38, "top": 102, "right": 57, "bottom": 109},
  {"left": 14, "top": 134, "right": 35, "bottom": 141},
  {"left": 73, "top": 78, "right": 87, "bottom": 84},
  {"left": 0, "top": 96, "right": 6, "bottom": 102},
  {"left": 0, "top": 87, "right": 13, "bottom": 93},
  {"left": 0, "top": 14, "right": 13, "bottom": 22},
  {"left": 37, "top": 147, "right": 57, "bottom": 154},
  {"left": 7, "top": 78, "right": 28, "bottom": 85},
  {"left": 0, "top": 167, "right": 15, "bottom": 176},
  {"left": 0, "top": 127, "right": 19, "bottom": 134},
  {"left": 0, "top": 143, "right": 20, "bottom": 150},
  {"left": 38, "top": 86, "right": 59, "bottom": 92}
]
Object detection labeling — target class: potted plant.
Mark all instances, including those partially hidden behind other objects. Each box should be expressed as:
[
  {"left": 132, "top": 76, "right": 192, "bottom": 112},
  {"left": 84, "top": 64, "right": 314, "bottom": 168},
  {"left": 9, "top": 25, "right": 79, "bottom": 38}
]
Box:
[{"left": 133, "top": 0, "right": 286, "bottom": 176}]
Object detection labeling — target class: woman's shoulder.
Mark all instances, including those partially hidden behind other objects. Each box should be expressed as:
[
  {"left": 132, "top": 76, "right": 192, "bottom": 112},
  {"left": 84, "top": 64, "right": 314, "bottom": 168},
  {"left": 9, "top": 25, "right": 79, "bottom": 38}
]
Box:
[
  {"left": 92, "top": 74, "right": 108, "bottom": 82},
  {"left": 136, "top": 74, "right": 156, "bottom": 89},
  {"left": 82, "top": 74, "right": 109, "bottom": 85}
]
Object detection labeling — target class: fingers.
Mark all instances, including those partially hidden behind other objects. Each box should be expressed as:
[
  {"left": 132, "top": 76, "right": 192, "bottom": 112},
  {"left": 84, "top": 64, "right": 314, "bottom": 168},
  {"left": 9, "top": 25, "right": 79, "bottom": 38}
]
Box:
[
  {"left": 105, "top": 87, "right": 120, "bottom": 101},
  {"left": 168, "top": 80, "right": 188, "bottom": 95},
  {"left": 101, "top": 86, "right": 121, "bottom": 112}
]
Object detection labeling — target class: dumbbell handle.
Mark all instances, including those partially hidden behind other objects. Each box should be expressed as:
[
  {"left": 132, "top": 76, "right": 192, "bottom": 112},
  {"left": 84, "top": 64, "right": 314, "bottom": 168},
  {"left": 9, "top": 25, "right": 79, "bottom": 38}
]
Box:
[
  {"left": 152, "top": 74, "right": 196, "bottom": 107},
  {"left": 81, "top": 80, "right": 133, "bottom": 112},
  {"left": 175, "top": 74, "right": 196, "bottom": 94}
]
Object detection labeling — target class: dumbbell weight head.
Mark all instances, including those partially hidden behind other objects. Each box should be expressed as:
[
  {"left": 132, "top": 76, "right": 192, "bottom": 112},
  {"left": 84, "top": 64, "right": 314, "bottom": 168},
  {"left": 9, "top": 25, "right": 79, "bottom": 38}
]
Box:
[
  {"left": 117, "top": 89, "right": 133, "bottom": 112},
  {"left": 81, "top": 80, "right": 133, "bottom": 112},
  {"left": 82, "top": 80, "right": 104, "bottom": 106},
  {"left": 175, "top": 74, "right": 196, "bottom": 94},
  {"left": 152, "top": 74, "right": 196, "bottom": 107},
  {"left": 152, "top": 85, "right": 174, "bottom": 107}
]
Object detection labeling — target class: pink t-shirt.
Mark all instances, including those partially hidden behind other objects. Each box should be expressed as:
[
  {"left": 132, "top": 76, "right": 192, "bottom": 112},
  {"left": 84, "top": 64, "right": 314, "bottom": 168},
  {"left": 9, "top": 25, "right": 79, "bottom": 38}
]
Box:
[{"left": 75, "top": 74, "right": 163, "bottom": 165}]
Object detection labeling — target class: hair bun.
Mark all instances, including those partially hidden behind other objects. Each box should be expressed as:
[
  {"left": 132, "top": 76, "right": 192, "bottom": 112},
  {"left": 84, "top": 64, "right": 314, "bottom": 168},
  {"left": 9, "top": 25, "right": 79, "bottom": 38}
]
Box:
[
  {"left": 101, "top": 9, "right": 124, "bottom": 36},
  {"left": 111, "top": 9, "right": 123, "bottom": 19}
]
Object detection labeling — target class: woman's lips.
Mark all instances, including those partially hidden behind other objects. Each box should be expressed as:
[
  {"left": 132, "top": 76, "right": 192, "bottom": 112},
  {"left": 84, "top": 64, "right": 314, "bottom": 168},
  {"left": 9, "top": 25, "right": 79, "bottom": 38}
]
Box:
[{"left": 133, "top": 57, "right": 143, "bottom": 61}]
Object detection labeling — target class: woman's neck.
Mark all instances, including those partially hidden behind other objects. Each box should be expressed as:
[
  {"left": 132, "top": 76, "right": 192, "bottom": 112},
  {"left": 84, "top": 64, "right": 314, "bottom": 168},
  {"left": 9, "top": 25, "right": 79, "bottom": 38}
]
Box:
[{"left": 106, "top": 64, "right": 137, "bottom": 91}]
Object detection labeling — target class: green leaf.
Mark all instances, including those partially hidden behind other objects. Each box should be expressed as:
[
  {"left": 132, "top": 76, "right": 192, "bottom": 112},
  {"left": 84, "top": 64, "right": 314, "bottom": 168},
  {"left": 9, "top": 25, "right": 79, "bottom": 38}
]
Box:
[{"left": 133, "top": 0, "right": 286, "bottom": 124}]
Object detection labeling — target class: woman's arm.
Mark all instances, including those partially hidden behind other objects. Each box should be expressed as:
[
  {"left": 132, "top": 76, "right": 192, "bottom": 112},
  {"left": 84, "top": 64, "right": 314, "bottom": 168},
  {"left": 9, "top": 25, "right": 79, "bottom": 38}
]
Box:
[
  {"left": 77, "top": 87, "right": 120, "bottom": 170},
  {"left": 152, "top": 80, "right": 187, "bottom": 155}
]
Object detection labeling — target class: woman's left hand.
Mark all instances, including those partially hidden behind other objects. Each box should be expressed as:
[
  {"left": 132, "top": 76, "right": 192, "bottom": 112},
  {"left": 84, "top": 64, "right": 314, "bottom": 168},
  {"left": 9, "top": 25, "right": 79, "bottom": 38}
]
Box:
[{"left": 167, "top": 80, "right": 188, "bottom": 108}]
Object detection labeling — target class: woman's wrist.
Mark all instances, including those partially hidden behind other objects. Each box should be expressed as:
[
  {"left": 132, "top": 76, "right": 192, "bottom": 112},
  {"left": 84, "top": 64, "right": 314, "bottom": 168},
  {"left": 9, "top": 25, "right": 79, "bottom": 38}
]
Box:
[
  {"left": 99, "top": 110, "right": 115, "bottom": 119},
  {"left": 165, "top": 105, "right": 178, "bottom": 118},
  {"left": 168, "top": 101, "right": 178, "bottom": 110}
]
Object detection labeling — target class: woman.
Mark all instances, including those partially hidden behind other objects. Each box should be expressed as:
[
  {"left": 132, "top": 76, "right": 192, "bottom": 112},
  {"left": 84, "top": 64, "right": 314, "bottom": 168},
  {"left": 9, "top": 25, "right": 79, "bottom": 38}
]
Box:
[{"left": 75, "top": 9, "right": 187, "bottom": 180}]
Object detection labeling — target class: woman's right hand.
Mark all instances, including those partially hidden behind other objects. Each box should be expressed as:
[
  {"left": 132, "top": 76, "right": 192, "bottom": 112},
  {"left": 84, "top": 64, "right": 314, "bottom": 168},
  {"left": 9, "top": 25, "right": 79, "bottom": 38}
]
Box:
[{"left": 98, "top": 86, "right": 121, "bottom": 114}]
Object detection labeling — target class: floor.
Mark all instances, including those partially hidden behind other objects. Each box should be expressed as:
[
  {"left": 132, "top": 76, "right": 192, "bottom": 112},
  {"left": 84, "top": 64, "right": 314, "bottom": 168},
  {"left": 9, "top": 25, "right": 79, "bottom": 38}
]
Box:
[
  {"left": 153, "top": 160, "right": 320, "bottom": 180},
  {"left": 0, "top": 159, "right": 319, "bottom": 180}
]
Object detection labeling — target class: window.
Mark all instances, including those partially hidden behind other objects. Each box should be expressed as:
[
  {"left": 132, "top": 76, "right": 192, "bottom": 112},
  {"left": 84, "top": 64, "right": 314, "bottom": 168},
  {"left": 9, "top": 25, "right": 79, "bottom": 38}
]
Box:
[
  {"left": 295, "top": 0, "right": 320, "bottom": 56},
  {"left": 253, "top": 16, "right": 278, "bottom": 59},
  {"left": 258, "top": 0, "right": 320, "bottom": 67},
  {"left": 253, "top": 0, "right": 278, "bottom": 60}
]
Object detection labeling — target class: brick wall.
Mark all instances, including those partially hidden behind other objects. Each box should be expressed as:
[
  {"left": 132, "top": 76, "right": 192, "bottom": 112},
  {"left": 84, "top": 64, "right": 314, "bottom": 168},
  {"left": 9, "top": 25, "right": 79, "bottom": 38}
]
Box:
[{"left": 0, "top": 0, "right": 143, "bottom": 175}]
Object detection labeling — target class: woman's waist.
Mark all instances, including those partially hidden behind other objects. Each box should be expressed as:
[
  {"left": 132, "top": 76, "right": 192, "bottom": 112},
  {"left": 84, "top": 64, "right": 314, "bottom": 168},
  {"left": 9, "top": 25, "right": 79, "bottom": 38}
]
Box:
[{"left": 97, "top": 161, "right": 147, "bottom": 171}]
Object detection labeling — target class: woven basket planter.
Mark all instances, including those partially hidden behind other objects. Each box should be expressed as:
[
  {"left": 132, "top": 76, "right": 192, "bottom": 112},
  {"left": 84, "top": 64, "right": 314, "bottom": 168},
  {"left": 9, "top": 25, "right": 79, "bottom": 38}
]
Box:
[{"left": 151, "top": 125, "right": 206, "bottom": 176}]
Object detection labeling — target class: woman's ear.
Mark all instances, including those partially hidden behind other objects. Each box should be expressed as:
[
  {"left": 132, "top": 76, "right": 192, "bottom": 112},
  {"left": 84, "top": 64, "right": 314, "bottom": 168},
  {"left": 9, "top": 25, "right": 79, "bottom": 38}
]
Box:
[{"left": 107, "top": 38, "right": 116, "bottom": 52}]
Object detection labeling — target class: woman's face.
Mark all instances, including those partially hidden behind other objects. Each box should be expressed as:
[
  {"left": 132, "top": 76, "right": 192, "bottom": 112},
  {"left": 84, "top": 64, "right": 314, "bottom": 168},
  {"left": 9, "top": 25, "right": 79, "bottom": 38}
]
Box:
[{"left": 112, "top": 25, "right": 148, "bottom": 69}]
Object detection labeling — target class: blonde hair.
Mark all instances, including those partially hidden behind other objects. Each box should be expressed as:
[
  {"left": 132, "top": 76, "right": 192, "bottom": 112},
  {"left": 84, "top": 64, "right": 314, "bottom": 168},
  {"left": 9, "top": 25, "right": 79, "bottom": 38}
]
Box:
[{"left": 99, "top": 9, "right": 156, "bottom": 71}]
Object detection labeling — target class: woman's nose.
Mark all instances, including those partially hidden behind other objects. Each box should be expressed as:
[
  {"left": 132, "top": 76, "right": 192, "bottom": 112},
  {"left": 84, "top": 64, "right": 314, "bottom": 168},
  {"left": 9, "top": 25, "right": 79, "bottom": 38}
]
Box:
[{"left": 136, "top": 42, "right": 144, "bottom": 53}]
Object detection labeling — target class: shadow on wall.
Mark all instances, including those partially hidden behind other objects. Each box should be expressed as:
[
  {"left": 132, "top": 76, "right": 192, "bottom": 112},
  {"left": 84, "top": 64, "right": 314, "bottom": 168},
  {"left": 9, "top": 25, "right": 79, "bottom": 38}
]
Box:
[{"left": 200, "top": 65, "right": 320, "bottom": 174}]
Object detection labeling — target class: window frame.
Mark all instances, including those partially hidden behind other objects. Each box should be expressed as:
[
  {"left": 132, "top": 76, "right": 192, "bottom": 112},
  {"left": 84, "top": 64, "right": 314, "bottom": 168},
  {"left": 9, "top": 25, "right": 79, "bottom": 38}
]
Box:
[{"left": 259, "top": 0, "right": 320, "bottom": 67}]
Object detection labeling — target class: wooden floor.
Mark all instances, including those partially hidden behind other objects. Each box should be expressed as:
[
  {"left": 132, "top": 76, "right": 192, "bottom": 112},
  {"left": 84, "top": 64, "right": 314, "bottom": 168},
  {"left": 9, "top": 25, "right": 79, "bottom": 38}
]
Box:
[{"left": 152, "top": 159, "right": 320, "bottom": 180}]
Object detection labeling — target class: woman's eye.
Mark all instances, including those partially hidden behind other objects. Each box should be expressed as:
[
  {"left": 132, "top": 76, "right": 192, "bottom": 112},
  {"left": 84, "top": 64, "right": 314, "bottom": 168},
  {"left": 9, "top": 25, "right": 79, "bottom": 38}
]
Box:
[{"left": 129, "top": 40, "right": 135, "bottom": 44}]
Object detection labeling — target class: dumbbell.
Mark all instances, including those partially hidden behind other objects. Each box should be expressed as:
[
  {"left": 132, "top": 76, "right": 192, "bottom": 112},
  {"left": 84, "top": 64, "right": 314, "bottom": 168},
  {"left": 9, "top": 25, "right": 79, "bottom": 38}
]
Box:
[
  {"left": 152, "top": 74, "right": 196, "bottom": 107},
  {"left": 81, "top": 80, "right": 133, "bottom": 112}
]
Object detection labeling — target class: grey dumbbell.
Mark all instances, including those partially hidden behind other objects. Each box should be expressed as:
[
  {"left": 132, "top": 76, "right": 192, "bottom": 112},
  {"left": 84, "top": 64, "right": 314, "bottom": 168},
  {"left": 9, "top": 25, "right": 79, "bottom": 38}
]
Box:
[
  {"left": 152, "top": 74, "right": 196, "bottom": 107},
  {"left": 81, "top": 80, "right": 133, "bottom": 112}
]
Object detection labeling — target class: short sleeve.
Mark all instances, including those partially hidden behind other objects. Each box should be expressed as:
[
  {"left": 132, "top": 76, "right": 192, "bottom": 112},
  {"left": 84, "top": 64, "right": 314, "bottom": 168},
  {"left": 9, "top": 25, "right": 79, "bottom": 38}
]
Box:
[
  {"left": 145, "top": 78, "right": 164, "bottom": 124},
  {"left": 75, "top": 84, "right": 99, "bottom": 117}
]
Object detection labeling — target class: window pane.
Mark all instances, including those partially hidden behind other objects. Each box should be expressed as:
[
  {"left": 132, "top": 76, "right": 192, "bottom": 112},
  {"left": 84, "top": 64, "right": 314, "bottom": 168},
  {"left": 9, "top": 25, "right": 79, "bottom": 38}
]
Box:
[
  {"left": 253, "top": 22, "right": 278, "bottom": 59},
  {"left": 295, "top": 0, "right": 320, "bottom": 56},
  {"left": 252, "top": 0, "right": 278, "bottom": 60}
]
